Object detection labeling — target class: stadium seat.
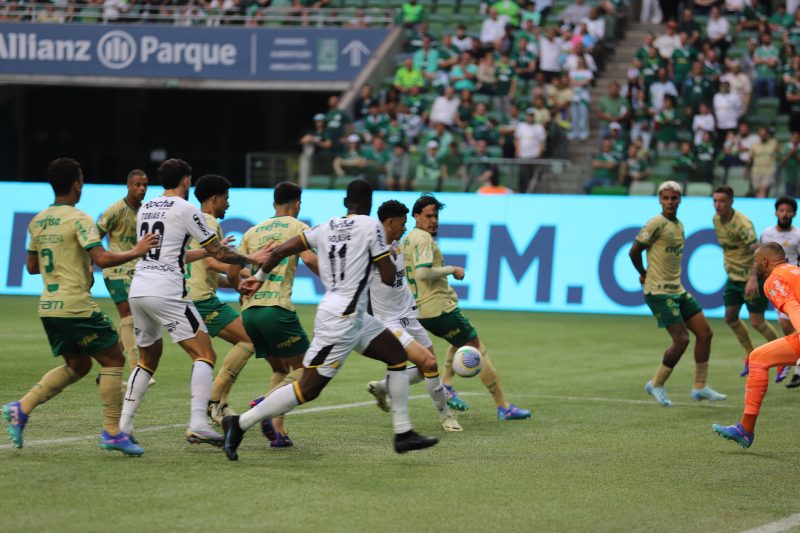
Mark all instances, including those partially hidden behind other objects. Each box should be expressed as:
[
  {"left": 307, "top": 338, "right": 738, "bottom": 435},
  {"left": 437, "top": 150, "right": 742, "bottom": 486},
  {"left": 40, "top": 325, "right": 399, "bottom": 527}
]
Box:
[
  {"left": 590, "top": 185, "right": 628, "bottom": 195},
  {"left": 685, "top": 182, "right": 713, "bottom": 197},
  {"left": 308, "top": 175, "right": 334, "bottom": 189},
  {"left": 726, "top": 167, "right": 750, "bottom": 196},
  {"left": 628, "top": 181, "right": 656, "bottom": 196},
  {"left": 441, "top": 178, "right": 465, "bottom": 192}
]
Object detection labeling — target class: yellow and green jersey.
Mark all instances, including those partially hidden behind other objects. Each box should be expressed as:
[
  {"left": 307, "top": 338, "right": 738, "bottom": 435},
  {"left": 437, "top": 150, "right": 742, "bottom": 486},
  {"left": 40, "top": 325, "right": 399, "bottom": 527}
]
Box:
[
  {"left": 238, "top": 216, "right": 309, "bottom": 312},
  {"left": 635, "top": 214, "right": 685, "bottom": 295},
  {"left": 96, "top": 198, "right": 139, "bottom": 280},
  {"left": 27, "top": 204, "right": 103, "bottom": 318},
  {"left": 401, "top": 227, "right": 458, "bottom": 319},
  {"left": 713, "top": 210, "right": 758, "bottom": 282},
  {"left": 186, "top": 213, "right": 224, "bottom": 302}
]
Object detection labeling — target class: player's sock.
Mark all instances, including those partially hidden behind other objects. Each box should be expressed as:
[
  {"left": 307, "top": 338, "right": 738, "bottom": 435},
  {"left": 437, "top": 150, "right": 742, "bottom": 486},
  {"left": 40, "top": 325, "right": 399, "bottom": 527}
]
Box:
[
  {"left": 729, "top": 320, "right": 755, "bottom": 354},
  {"left": 266, "top": 370, "right": 288, "bottom": 395},
  {"left": 754, "top": 322, "right": 779, "bottom": 342},
  {"left": 120, "top": 365, "right": 152, "bottom": 434},
  {"left": 424, "top": 373, "right": 450, "bottom": 416},
  {"left": 477, "top": 344, "right": 509, "bottom": 409},
  {"left": 742, "top": 362, "right": 769, "bottom": 433},
  {"left": 211, "top": 342, "right": 254, "bottom": 404},
  {"left": 119, "top": 316, "right": 139, "bottom": 371},
  {"left": 693, "top": 361, "right": 708, "bottom": 389},
  {"left": 190, "top": 360, "right": 214, "bottom": 431},
  {"left": 740, "top": 413, "right": 758, "bottom": 434},
  {"left": 98, "top": 367, "right": 124, "bottom": 435},
  {"left": 20, "top": 364, "right": 81, "bottom": 415},
  {"left": 442, "top": 345, "right": 456, "bottom": 386},
  {"left": 406, "top": 366, "right": 424, "bottom": 386},
  {"left": 239, "top": 383, "right": 301, "bottom": 431},
  {"left": 386, "top": 363, "right": 412, "bottom": 434},
  {"left": 651, "top": 364, "right": 673, "bottom": 387}
]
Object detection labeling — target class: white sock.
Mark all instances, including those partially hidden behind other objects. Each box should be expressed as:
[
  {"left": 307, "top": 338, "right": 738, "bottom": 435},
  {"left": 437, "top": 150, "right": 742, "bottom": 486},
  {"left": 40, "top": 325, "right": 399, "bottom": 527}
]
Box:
[
  {"left": 239, "top": 384, "right": 299, "bottom": 431},
  {"left": 406, "top": 366, "right": 423, "bottom": 386},
  {"left": 120, "top": 366, "right": 152, "bottom": 434},
  {"left": 189, "top": 361, "right": 213, "bottom": 431},
  {"left": 425, "top": 376, "right": 451, "bottom": 417},
  {"left": 387, "top": 368, "right": 412, "bottom": 434}
]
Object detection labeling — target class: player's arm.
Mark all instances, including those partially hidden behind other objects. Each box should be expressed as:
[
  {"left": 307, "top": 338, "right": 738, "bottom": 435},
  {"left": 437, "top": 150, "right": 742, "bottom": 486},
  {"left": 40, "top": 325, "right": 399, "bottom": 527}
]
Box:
[
  {"left": 203, "top": 238, "right": 265, "bottom": 266},
  {"left": 745, "top": 240, "right": 760, "bottom": 298},
  {"left": 26, "top": 250, "right": 40, "bottom": 275},
  {"left": 416, "top": 264, "right": 465, "bottom": 281},
  {"left": 629, "top": 240, "right": 648, "bottom": 285},
  {"left": 375, "top": 253, "right": 397, "bottom": 286},
  {"left": 300, "top": 249, "right": 319, "bottom": 277},
  {"left": 239, "top": 235, "right": 309, "bottom": 296},
  {"left": 96, "top": 205, "right": 117, "bottom": 240},
  {"left": 89, "top": 235, "right": 159, "bottom": 268}
]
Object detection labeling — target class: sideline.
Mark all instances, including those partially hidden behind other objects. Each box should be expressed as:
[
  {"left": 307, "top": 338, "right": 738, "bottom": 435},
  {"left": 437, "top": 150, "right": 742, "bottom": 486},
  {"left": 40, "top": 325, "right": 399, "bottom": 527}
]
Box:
[{"left": 739, "top": 513, "right": 800, "bottom": 533}]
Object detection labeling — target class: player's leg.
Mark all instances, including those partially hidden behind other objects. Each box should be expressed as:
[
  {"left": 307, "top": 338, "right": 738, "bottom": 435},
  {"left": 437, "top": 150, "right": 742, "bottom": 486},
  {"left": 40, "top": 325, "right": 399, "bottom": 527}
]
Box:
[
  {"left": 253, "top": 356, "right": 304, "bottom": 446},
  {"left": 682, "top": 305, "right": 726, "bottom": 401},
  {"left": 178, "top": 328, "right": 223, "bottom": 445},
  {"left": 207, "top": 314, "right": 255, "bottom": 423},
  {"left": 463, "top": 335, "right": 532, "bottom": 420},
  {"left": 418, "top": 312, "right": 470, "bottom": 411},
  {"left": 723, "top": 280, "right": 754, "bottom": 375},
  {"left": 747, "top": 292, "right": 783, "bottom": 381},
  {"left": 779, "top": 314, "right": 800, "bottom": 388}
]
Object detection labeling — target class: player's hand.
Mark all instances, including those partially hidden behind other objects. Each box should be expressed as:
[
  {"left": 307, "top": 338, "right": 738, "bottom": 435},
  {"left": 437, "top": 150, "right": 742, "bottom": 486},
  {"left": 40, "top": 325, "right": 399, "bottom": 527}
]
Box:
[
  {"left": 639, "top": 274, "right": 646, "bottom": 285},
  {"left": 222, "top": 235, "right": 236, "bottom": 247},
  {"left": 452, "top": 266, "right": 465, "bottom": 280},
  {"left": 249, "top": 247, "right": 271, "bottom": 267},
  {"left": 744, "top": 276, "right": 759, "bottom": 300},
  {"left": 238, "top": 277, "right": 262, "bottom": 298},
  {"left": 134, "top": 233, "right": 160, "bottom": 255}
]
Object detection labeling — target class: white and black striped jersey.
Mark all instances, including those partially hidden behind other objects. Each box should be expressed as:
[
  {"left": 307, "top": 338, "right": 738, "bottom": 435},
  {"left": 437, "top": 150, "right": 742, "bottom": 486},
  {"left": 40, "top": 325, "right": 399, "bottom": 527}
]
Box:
[
  {"left": 130, "top": 195, "right": 216, "bottom": 300},
  {"left": 369, "top": 241, "right": 418, "bottom": 322},
  {"left": 302, "top": 215, "right": 390, "bottom": 316}
]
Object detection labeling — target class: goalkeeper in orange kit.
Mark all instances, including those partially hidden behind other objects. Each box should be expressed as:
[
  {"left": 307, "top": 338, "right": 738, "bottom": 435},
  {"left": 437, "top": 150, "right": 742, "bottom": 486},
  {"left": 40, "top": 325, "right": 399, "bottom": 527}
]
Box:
[{"left": 713, "top": 242, "right": 800, "bottom": 448}]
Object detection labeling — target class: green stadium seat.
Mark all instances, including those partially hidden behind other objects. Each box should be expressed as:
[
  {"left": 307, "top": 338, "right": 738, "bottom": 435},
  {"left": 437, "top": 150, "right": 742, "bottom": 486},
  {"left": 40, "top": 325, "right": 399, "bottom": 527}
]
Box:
[
  {"left": 487, "top": 146, "right": 503, "bottom": 158},
  {"left": 777, "top": 130, "right": 792, "bottom": 142},
  {"left": 651, "top": 165, "right": 673, "bottom": 182},
  {"left": 726, "top": 167, "right": 750, "bottom": 196},
  {"left": 776, "top": 115, "right": 790, "bottom": 127},
  {"left": 685, "top": 182, "right": 713, "bottom": 197},
  {"left": 441, "top": 178, "right": 466, "bottom": 192},
  {"left": 628, "top": 181, "right": 656, "bottom": 196},
  {"left": 590, "top": 185, "right": 628, "bottom": 195},
  {"left": 342, "top": 0, "right": 364, "bottom": 6},
  {"left": 308, "top": 175, "right": 334, "bottom": 189}
]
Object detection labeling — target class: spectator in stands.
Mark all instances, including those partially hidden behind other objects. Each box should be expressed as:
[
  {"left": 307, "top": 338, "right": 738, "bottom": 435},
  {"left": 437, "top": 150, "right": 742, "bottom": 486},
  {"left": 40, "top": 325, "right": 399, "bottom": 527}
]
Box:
[
  {"left": 780, "top": 130, "right": 800, "bottom": 196},
  {"left": 333, "top": 134, "right": 367, "bottom": 179},
  {"left": 692, "top": 101, "right": 716, "bottom": 145},
  {"left": 679, "top": 8, "right": 702, "bottom": 48},
  {"left": 493, "top": 0, "right": 521, "bottom": 26},
  {"left": 515, "top": 108, "right": 547, "bottom": 192},
  {"left": 673, "top": 142, "right": 696, "bottom": 183},
  {"left": 476, "top": 54, "right": 498, "bottom": 95},
  {"left": 559, "top": 0, "right": 591, "bottom": 27},
  {"left": 567, "top": 56, "right": 593, "bottom": 141},
  {"left": 386, "top": 143, "right": 410, "bottom": 190},
  {"left": 538, "top": 27, "right": 563, "bottom": 81},
  {"left": 750, "top": 127, "right": 779, "bottom": 197},
  {"left": 531, "top": 94, "right": 551, "bottom": 127},
  {"left": 450, "top": 53, "right": 479, "bottom": 92},
  {"left": 671, "top": 32, "right": 698, "bottom": 90},
  {"left": 649, "top": 67, "right": 678, "bottom": 113},
  {"left": 397, "top": 101, "right": 425, "bottom": 143},
  {"left": 585, "top": 139, "right": 621, "bottom": 193},
  {"left": 597, "top": 81, "right": 629, "bottom": 137},
  {"left": 499, "top": 104, "right": 522, "bottom": 156},
  {"left": 741, "top": 36, "right": 758, "bottom": 79},
  {"left": 455, "top": 90, "right": 475, "bottom": 128},
  {"left": 439, "top": 141, "right": 467, "bottom": 186},
  {"left": 361, "top": 137, "right": 390, "bottom": 184},
  {"left": 423, "top": 121, "right": 455, "bottom": 156},
  {"left": 702, "top": 48, "right": 722, "bottom": 84},
  {"left": 583, "top": 7, "right": 605, "bottom": 41},
  {"left": 769, "top": 3, "right": 793, "bottom": 31},
  {"left": 429, "top": 86, "right": 460, "bottom": 127},
  {"left": 786, "top": 72, "right": 800, "bottom": 133},
  {"left": 360, "top": 103, "right": 389, "bottom": 142},
  {"left": 754, "top": 32, "right": 780, "bottom": 97},
  {"left": 723, "top": 0, "right": 748, "bottom": 16},
  {"left": 513, "top": 36, "right": 538, "bottom": 81},
  {"left": 103, "top": 0, "right": 128, "bottom": 23},
  {"left": 325, "top": 95, "right": 351, "bottom": 152},
  {"left": 413, "top": 36, "right": 441, "bottom": 87},
  {"left": 630, "top": 89, "right": 653, "bottom": 150},
  {"left": 0, "top": 0, "right": 23, "bottom": 22},
  {"left": 467, "top": 139, "right": 494, "bottom": 190},
  {"left": 437, "top": 34, "right": 461, "bottom": 71},
  {"left": 720, "top": 130, "right": 745, "bottom": 167},
  {"left": 452, "top": 24, "right": 474, "bottom": 53},
  {"left": 721, "top": 60, "right": 752, "bottom": 114},
  {"left": 549, "top": 74, "right": 573, "bottom": 129},
  {"left": 353, "top": 85, "right": 376, "bottom": 124},
  {"left": 300, "top": 113, "right": 334, "bottom": 155},
  {"left": 481, "top": 7, "right": 508, "bottom": 46},
  {"left": 683, "top": 61, "right": 715, "bottom": 113},
  {"left": 623, "top": 144, "right": 650, "bottom": 186},
  {"left": 520, "top": 2, "right": 541, "bottom": 28},
  {"left": 655, "top": 96, "right": 680, "bottom": 153},
  {"left": 654, "top": 20, "right": 681, "bottom": 61},
  {"left": 707, "top": 6, "right": 732, "bottom": 59},
  {"left": 416, "top": 140, "right": 442, "bottom": 191},
  {"left": 394, "top": 57, "right": 424, "bottom": 94},
  {"left": 608, "top": 122, "right": 627, "bottom": 160},
  {"left": 401, "top": 0, "right": 424, "bottom": 28},
  {"left": 736, "top": 121, "right": 760, "bottom": 167},
  {"left": 494, "top": 52, "right": 517, "bottom": 119},
  {"left": 534, "top": 0, "right": 552, "bottom": 24},
  {"left": 564, "top": 42, "right": 598, "bottom": 73},
  {"left": 477, "top": 168, "right": 513, "bottom": 194},
  {"left": 695, "top": 131, "right": 716, "bottom": 183}
]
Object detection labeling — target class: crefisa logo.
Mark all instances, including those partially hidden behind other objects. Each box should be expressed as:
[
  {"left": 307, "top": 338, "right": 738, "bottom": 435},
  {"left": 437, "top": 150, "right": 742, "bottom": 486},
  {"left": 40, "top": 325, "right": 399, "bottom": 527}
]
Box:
[{"left": 97, "top": 30, "right": 137, "bottom": 70}]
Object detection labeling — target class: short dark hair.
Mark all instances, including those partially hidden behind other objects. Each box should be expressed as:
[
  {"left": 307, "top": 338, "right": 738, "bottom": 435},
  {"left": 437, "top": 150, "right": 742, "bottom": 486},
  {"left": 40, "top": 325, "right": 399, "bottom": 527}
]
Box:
[
  {"left": 377, "top": 200, "right": 409, "bottom": 222},
  {"left": 127, "top": 169, "right": 146, "bottom": 182},
  {"left": 274, "top": 181, "right": 302, "bottom": 205},
  {"left": 412, "top": 192, "right": 445, "bottom": 215},
  {"left": 158, "top": 158, "right": 192, "bottom": 189},
  {"left": 714, "top": 185, "right": 734, "bottom": 198},
  {"left": 47, "top": 157, "right": 82, "bottom": 195},
  {"left": 345, "top": 178, "right": 373, "bottom": 207},
  {"left": 776, "top": 196, "right": 798, "bottom": 212},
  {"left": 194, "top": 174, "right": 231, "bottom": 203}
]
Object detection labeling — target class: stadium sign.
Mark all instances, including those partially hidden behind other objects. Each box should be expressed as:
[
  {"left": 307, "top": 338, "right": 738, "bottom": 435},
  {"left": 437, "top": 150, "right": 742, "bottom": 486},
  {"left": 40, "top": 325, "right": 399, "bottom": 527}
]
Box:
[
  {"left": 0, "top": 183, "right": 782, "bottom": 319},
  {"left": 0, "top": 23, "right": 388, "bottom": 82}
]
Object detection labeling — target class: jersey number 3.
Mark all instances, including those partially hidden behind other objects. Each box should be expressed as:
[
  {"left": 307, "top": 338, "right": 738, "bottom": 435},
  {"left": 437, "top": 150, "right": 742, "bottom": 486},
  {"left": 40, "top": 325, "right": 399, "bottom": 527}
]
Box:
[{"left": 140, "top": 221, "right": 165, "bottom": 261}]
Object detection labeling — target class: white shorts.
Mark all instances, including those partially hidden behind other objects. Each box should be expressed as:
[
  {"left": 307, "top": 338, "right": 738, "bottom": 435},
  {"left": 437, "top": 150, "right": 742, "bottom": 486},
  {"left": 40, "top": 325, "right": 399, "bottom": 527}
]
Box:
[
  {"left": 304, "top": 308, "right": 386, "bottom": 378},
  {"left": 130, "top": 296, "right": 207, "bottom": 347},
  {"left": 382, "top": 316, "right": 433, "bottom": 350}
]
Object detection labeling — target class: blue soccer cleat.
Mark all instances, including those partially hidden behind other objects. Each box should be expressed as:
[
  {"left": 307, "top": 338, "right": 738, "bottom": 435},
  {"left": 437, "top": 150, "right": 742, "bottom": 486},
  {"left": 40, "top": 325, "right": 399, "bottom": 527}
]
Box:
[
  {"left": 777, "top": 366, "right": 790, "bottom": 383},
  {"left": 740, "top": 362, "right": 750, "bottom": 377},
  {"left": 711, "top": 423, "right": 754, "bottom": 449},
  {"left": 270, "top": 433, "right": 294, "bottom": 448},
  {"left": 497, "top": 403, "right": 532, "bottom": 420},
  {"left": 691, "top": 385, "right": 727, "bottom": 401},
  {"left": 99, "top": 430, "right": 144, "bottom": 456},
  {"left": 2, "top": 401, "right": 28, "bottom": 449},
  {"left": 645, "top": 381, "right": 672, "bottom": 406},
  {"left": 444, "top": 384, "right": 469, "bottom": 411}
]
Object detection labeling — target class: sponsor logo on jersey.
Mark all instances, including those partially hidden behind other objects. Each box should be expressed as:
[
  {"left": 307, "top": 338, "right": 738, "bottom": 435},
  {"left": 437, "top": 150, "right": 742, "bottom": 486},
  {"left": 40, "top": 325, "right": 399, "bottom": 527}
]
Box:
[
  {"left": 192, "top": 213, "right": 212, "bottom": 236},
  {"left": 165, "top": 320, "right": 179, "bottom": 333},
  {"left": 35, "top": 215, "right": 61, "bottom": 229},
  {"left": 276, "top": 335, "right": 302, "bottom": 349},
  {"left": 443, "top": 327, "right": 462, "bottom": 340},
  {"left": 143, "top": 199, "right": 175, "bottom": 209},
  {"left": 78, "top": 333, "right": 99, "bottom": 347},
  {"left": 39, "top": 300, "right": 64, "bottom": 310}
]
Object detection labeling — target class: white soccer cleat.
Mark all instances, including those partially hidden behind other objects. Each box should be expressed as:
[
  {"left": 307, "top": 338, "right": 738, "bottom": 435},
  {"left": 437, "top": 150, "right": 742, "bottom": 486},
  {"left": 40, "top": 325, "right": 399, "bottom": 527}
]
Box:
[
  {"left": 367, "top": 381, "right": 390, "bottom": 412},
  {"left": 148, "top": 377, "right": 156, "bottom": 386},
  {"left": 440, "top": 415, "right": 463, "bottom": 432}
]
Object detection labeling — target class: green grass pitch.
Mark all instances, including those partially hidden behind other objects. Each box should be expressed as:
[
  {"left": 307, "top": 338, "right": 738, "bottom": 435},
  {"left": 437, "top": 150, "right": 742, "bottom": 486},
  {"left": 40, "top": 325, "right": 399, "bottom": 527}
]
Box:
[{"left": 1, "top": 295, "right": 798, "bottom": 532}]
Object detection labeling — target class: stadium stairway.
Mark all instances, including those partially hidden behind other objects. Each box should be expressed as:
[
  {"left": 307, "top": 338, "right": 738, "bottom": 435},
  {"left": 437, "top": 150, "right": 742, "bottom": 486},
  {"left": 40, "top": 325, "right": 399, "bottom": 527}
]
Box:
[{"left": 555, "top": 23, "right": 662, "bottom": 193}]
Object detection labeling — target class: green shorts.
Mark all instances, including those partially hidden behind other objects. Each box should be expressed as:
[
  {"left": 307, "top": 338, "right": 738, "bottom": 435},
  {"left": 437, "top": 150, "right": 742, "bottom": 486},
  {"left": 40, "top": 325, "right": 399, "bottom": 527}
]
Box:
[
  {"left": 193, "top": 296, "right": 240, "bottom": 337},
  {"left": 644, "top": 292, "right": 703, "bottom": 328},
  {"left": 418, "top": 308, "right": 478, "bottom": 347},
  {"left": 723, "top": 278, "right": 769, "bottom": 314},
  {"left": 41, "top": 312, "right": 119, "bottom": 357},
  {"left": 103, "top": 276, "right": 131, "bottom": 305},
  {"left": 242, "top": 306, "right": 310, "bottom": 359}
]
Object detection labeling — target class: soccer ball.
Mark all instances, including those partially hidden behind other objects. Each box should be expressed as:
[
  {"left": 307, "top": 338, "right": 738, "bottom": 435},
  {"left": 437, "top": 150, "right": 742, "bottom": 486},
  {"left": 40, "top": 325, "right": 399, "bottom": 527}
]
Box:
[{"left": 453, "top": 346, "right": 482, "bottom": 378}]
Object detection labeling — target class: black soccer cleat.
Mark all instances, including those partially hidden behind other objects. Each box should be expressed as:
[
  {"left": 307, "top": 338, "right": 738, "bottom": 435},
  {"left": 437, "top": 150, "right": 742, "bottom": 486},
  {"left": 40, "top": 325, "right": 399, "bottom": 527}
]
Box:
[
  {"left": 394, "top": 430, "right": 439, "bottom": 454},
  {"left": 787, "top": 374, "right": 800, "bottom": 389},
  {"left": 222, "top": 415, "right": 244, "bottom": 461}
]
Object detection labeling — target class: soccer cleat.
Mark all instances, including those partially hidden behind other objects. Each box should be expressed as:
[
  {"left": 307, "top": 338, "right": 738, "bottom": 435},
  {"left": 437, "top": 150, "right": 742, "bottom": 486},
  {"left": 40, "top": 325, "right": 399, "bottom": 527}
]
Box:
[
  {"left": 740, "top": 362, "right": 750, "bottom": 377},
  {"left": 270, "top": 433, "right": 294, "bottom": 448},
  {"left": 691, "top": 386, "right": 727, "bottom": 402},
  {"left": 99, "top": 430, "right": 144, "bottom": 456},
  {"left": 787, "top": 374, "right": 800, "bottom": 389},
  {"left": 2, "top": 401, "right": 27, "bottom": 449},
  {"left": 208, "top": 402, "right": 235, "bottom": 426},
  {"left": 148, "top": 377, "right": 156, "bottom": 386},
  {"left": 222, "top": 415, "right": 244, "bottom": 461},
  {"left": 443, "top": 384, "right": 469, "bottom": 411},
  {"left": 440, "top": 415, "right": 463, "bottom": 432},
  {"left": 711, "top": 423, "right": 754, "bottom": 449},
  {"left": 248, "top": 397, "right": 277, "bottom": 441},
  {"left": 186, "top": 428, "right": 224, "bottom": 447},
  {"left": 776, "top": 366, "right": 790, "bottom": 384},
  {"left": 645, "top": 381, "right": 672, "bottom": 406},
  {"left": 497, "top": 403, "right": 532, "bottom": 420},
  {"left": 394, "top": 430, "right": 439, "bottom": 453},
  {"left": 366, "top": 381, "right": 390, "bottom": 412}
]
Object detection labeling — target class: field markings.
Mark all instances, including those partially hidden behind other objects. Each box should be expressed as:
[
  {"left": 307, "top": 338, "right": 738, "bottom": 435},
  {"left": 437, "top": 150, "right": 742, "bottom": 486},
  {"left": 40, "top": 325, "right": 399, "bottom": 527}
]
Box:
[
  {"left": 0, "top": 391, "right": 739, "bottom": 450},
  {"left": 739, "top": 513, "right": 800, "bottom": 533}
]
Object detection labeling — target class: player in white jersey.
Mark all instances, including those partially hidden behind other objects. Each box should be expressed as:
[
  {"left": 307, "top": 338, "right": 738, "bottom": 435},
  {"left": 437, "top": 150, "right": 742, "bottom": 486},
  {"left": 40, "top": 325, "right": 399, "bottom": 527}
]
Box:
[
  {"left": 223, "top": 180, "right": 439, "bottom": 461},
  {"left": 760, "top": 196, "right": 800, "bottom": 387},
  {"left": 121, "top": 159, "right": 267, "bottom": 446},
  {"left": 366, "top": 200, "right": 462, "bottom": 432}
]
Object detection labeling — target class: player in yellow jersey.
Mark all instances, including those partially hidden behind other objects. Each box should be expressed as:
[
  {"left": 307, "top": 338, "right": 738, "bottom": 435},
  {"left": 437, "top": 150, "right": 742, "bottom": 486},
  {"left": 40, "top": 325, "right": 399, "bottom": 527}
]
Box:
[
  {"left": 402, "top": 193, "right": 531, "bottom": 420},
  {"left": 97, "top": 169, "right": 151, "bottom": 382},
  {"left": 183, "top": 175, "right": 256, "bottom": 426},
  {"left": 2, "top": 158, "right": 157, "bottom": 455},
  {"left": 712, "top": 185, "right": 779, "bottom": 377},
  {"left": 227, "top": 182, "right": 319, "bottom": 447},
  {"left": 629, "top": 181, "right": 726, "bottom": 406}
]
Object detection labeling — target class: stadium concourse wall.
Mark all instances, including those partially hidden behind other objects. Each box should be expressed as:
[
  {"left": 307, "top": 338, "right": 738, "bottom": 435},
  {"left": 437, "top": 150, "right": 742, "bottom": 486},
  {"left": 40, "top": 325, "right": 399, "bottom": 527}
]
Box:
[{"left": 0, "top": 182, "right": 781, "bottom": 319}]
